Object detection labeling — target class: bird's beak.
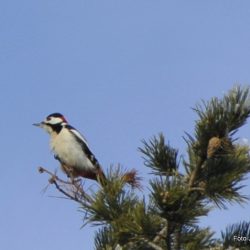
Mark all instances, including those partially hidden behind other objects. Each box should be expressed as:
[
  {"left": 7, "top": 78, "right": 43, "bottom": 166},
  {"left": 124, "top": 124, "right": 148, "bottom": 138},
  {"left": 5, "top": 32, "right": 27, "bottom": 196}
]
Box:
[{"left": 33, "top": 122, "right": 44, "bottom": 127}]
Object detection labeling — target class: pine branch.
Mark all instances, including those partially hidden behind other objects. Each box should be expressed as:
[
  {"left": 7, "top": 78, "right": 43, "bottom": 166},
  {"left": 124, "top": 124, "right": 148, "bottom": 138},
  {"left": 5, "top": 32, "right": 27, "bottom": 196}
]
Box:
[
  {"left": 185, "top": 86, "right": 250, "bottom": 208},
  {"left": 180, "top": 225, "right": 216, "bottom": 250},
  {"left": 139, "top": 133, "right": 179, "bottom": 176},
  {"left": 188, "top": 158, "right": 206, "bottom": 189}
]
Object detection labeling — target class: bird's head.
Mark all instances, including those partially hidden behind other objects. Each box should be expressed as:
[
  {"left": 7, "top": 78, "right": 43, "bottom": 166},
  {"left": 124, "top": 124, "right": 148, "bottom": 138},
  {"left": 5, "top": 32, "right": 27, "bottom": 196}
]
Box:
[{"left": 33, "top": 113, "right": 68, "bottom": 134}]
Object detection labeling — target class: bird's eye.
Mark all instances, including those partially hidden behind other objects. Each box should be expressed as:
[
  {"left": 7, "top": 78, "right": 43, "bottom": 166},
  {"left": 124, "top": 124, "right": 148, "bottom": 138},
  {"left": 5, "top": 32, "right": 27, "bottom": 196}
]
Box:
[{"left": 47, "top": 117, "right": 51, "bottom": 121}]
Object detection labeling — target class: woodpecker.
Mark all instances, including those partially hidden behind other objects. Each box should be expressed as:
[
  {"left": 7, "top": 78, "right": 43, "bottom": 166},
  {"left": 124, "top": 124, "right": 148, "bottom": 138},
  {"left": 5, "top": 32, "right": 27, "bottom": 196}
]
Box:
[{"left": 33, "top": 113, "right": 105, "bottom": 183}]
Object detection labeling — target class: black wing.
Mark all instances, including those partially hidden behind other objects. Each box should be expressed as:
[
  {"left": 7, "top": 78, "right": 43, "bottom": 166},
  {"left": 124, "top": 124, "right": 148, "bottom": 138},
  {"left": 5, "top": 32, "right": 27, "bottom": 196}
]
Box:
[{"left": 66, "top": 125, "right": 101, "bottom": 168}]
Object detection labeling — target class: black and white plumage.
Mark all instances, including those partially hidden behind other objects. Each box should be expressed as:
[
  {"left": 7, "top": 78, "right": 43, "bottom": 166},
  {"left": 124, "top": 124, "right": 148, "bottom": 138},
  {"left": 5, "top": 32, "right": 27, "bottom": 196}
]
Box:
[{"left": 33, "top": 113, "right": 105, "bottom": 182}]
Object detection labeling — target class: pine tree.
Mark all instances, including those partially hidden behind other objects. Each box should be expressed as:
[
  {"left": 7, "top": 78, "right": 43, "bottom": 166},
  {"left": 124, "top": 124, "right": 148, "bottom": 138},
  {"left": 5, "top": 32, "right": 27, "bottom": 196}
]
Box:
[{"left": 39, "top": 86, "right": 250, "bottom": 250}]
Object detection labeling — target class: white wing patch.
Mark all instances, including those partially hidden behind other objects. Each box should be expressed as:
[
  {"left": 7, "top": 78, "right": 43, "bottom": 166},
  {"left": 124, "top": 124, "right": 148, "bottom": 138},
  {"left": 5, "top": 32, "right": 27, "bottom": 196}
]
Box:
[{"left": 69, "top": 128, "right": 89, "bottom": 147}]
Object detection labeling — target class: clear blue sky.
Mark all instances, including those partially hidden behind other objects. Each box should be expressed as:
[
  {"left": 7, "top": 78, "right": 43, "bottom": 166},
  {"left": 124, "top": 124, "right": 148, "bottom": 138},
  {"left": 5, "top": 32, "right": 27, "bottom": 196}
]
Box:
[{"left": 1, "top": 1, "right": 250, "bottom": 249}]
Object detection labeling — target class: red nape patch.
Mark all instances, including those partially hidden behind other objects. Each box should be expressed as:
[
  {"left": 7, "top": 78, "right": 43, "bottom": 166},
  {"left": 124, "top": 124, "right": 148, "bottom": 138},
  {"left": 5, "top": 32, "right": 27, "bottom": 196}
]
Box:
[{"left": 61, "top": 116, "right": 68, "bottom": 123}]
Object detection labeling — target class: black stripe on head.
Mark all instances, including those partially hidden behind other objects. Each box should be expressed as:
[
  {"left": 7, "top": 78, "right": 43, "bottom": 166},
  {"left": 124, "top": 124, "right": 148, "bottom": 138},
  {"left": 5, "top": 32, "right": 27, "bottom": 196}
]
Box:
[{"left": 48, "top": 123, "right": 63, "bottom": 133}]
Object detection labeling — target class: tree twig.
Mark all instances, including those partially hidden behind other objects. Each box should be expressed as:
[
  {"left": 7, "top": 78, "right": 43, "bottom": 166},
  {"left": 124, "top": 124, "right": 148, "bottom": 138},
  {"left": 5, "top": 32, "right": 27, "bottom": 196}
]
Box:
[
  {"left": 153, "top": 225, "right": 168, "bottom": 243},
  {"left": 38, "top": 166, "right": 93, "bottom": 204},
  {"left": 140, "top": 238, "right": 164, "bottom": 250},
  {"left": 188, "top": 158, "right": 206, "bottom": 188}
]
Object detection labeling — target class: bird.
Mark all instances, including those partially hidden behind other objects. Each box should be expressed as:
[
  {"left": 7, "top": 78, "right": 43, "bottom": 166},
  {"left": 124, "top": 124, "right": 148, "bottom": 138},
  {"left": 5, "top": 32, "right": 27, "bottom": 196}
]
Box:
[{"left": 33, "top": 113, "right": 105, "bottom": 183}]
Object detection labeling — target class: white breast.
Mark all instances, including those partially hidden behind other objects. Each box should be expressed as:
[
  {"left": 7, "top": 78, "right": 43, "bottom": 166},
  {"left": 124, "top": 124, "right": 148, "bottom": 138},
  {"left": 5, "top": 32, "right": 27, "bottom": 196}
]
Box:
[{"left": 50, "top": 128, "right": 95, "bottom": 171}]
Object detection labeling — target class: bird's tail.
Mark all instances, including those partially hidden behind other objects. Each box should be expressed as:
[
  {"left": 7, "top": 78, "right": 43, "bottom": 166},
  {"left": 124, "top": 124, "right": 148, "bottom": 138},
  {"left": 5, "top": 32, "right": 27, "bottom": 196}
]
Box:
[{"left": 96, "top": 168, "right": 107, "bottom": 187}]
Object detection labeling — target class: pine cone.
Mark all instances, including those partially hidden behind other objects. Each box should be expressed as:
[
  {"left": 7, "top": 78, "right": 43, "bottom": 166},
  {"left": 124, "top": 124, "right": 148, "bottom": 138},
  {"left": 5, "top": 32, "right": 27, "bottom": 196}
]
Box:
[
  {"left": 207, "top": 137, "right": 222, "bottom": 159},
  {"left": 207, "top": 136, "right": 234, "bottom": 159}
]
